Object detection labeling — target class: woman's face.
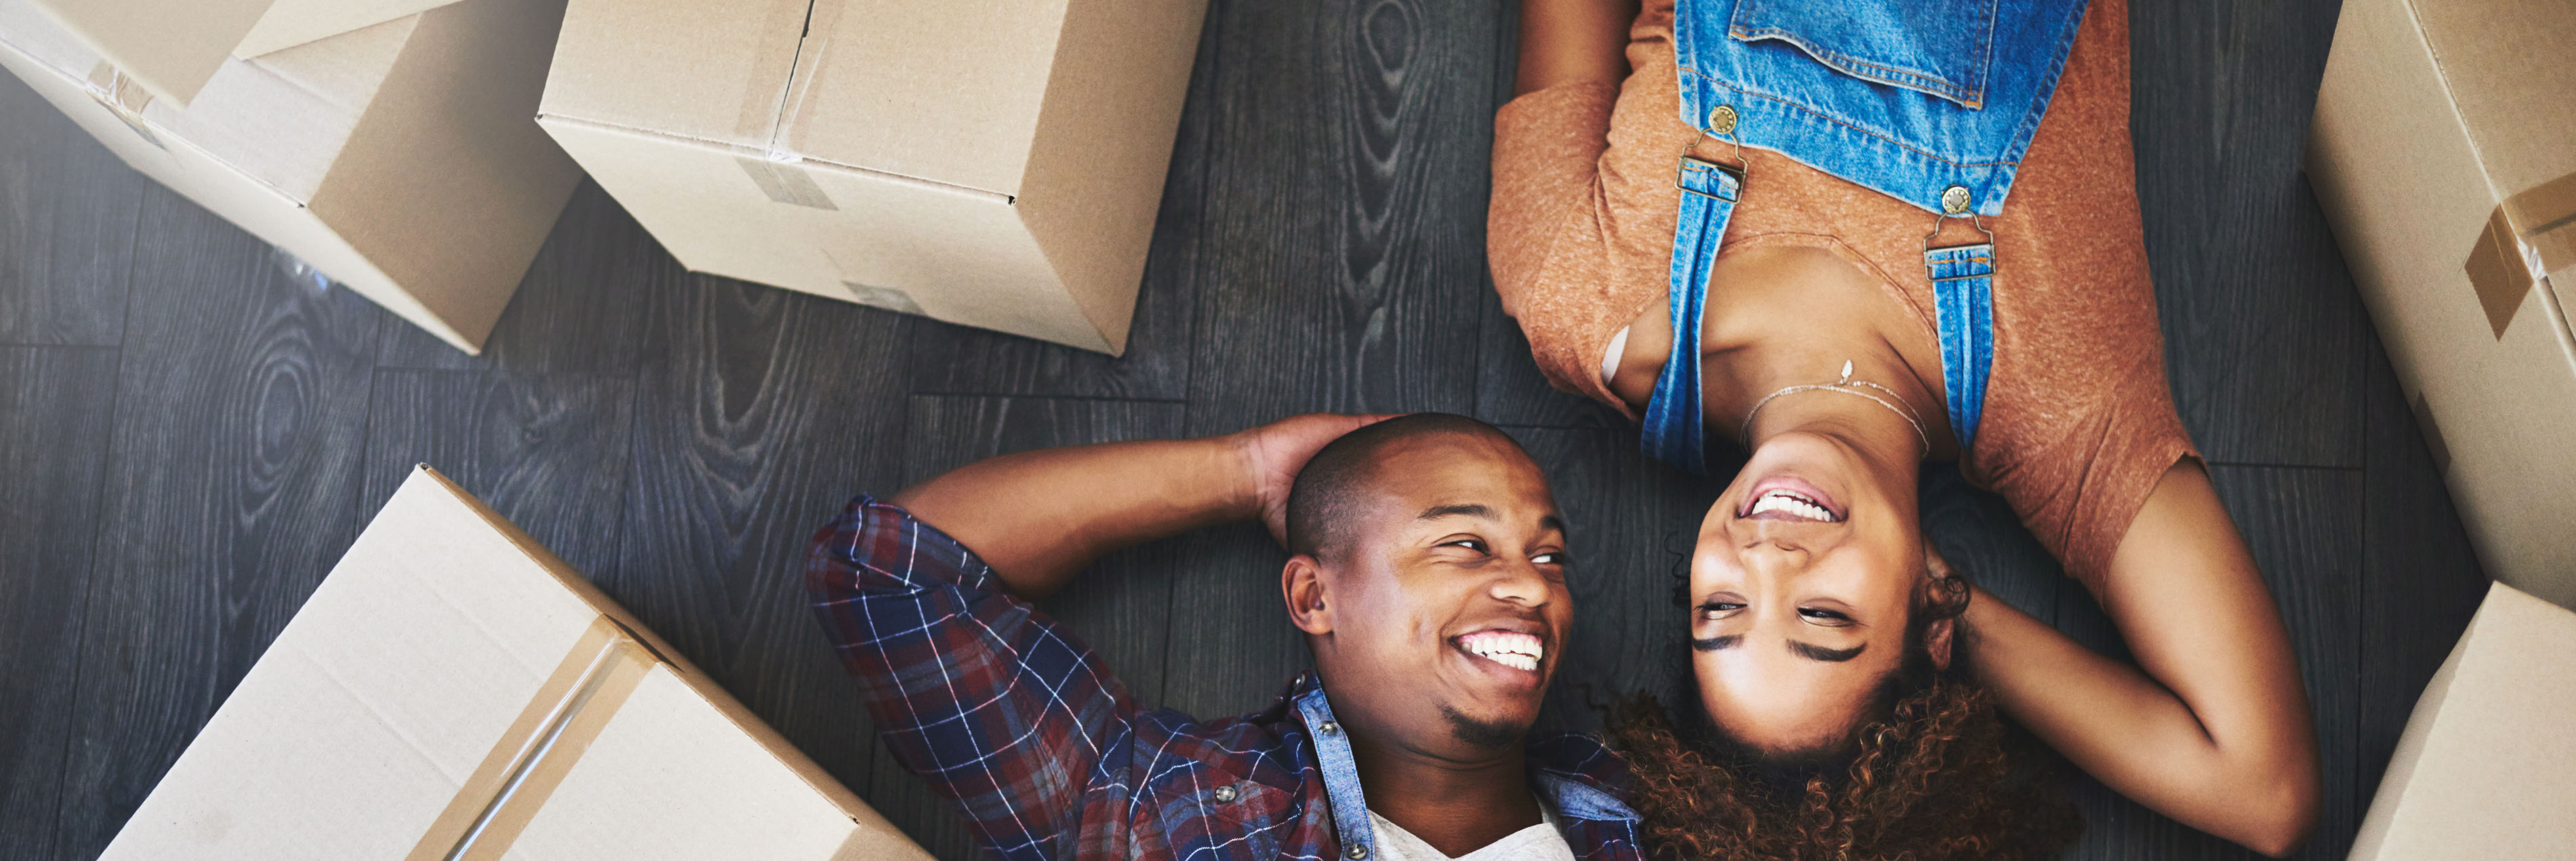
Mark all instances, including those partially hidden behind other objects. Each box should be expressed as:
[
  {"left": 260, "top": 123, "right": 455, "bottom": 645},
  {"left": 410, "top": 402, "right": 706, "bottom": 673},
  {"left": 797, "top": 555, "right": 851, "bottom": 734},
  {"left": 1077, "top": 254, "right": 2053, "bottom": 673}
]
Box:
[{"left": 1689, "top": 429, "right": 1928, "bottom": 754}]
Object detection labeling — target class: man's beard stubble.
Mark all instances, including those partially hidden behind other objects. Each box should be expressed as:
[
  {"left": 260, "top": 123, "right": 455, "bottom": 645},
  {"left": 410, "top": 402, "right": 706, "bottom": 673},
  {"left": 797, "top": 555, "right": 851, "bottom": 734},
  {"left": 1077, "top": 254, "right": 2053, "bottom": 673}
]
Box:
[{"left": 1440, "top": 703, "right": 1529, "bottom": 750}]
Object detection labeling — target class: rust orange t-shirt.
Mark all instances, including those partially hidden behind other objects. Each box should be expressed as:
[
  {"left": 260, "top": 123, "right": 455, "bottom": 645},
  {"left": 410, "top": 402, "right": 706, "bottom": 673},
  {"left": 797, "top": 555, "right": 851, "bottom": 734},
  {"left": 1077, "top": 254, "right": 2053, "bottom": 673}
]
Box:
[{"left": 1488, "top": 0, "right": 2196, "bottom": 590}]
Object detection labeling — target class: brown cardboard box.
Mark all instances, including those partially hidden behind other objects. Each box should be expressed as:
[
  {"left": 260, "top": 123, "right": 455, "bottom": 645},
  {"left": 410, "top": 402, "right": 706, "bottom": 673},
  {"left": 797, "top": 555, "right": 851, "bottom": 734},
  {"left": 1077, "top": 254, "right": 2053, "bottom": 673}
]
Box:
[
  {"left": 2348, "top": 582, "right": 2576, "bottom": 860},
  {"left": 20, "top": 0, "right": 465, "bottom": 106},
  {"left": 535, "top": 0, "right": 1209, "bottom": 355},
  {"left": 0, "top": 0, "right": 583, "bottom": 354},
  {"left": 97, "top": 466, "right": 929, "bottom": 861},
  {"left": 2306, "top": 0, "right": 2576, "bottom": 607}
]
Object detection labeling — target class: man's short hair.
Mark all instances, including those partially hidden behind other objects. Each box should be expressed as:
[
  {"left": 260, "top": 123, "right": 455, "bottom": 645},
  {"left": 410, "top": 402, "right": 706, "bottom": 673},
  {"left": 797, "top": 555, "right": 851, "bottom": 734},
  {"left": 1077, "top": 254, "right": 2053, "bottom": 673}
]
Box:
[{"left": 1282, "top": 413, "right": 1523, "bottom": 561}]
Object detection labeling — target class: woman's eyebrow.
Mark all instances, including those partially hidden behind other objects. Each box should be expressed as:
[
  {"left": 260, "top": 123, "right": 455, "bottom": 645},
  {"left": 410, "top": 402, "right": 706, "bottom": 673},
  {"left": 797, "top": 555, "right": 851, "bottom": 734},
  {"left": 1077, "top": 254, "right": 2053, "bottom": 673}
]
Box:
[
  {"left": 1789, "top": 641, "right": 1866, "bottom": 662},
  {"left": 1691, "top": 635, "right": 1743, "bottom": 652}
]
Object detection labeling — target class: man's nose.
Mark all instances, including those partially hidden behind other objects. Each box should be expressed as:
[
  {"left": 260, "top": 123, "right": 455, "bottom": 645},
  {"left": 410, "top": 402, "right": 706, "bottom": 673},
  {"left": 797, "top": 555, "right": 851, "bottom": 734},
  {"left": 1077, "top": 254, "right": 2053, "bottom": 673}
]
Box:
[{"left": 1488, "top": 558, "right": 1551, "bottom": 605}]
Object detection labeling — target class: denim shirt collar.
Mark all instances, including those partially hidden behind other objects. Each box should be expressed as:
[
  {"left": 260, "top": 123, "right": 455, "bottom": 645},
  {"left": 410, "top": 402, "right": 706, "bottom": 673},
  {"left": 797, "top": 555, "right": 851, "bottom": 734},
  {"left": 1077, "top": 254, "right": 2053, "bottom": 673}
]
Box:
[{"left": 1290, "top": 673, "right": 1640, "bottom": 859}]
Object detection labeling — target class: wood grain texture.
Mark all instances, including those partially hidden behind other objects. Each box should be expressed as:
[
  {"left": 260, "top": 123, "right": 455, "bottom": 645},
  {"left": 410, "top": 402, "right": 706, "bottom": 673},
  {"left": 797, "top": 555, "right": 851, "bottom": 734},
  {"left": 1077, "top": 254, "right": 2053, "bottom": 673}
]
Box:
[
  {"left": 902, "top": 18, "right": 1218, "bottom": 401},
  {"left": 1181, "top": 0, "right": 1496, "bottom": 420},
  {"left": 2131, "top": 0, "right": 2366, "bottom": 469},
  {"left": 359, "top": 369, "right": 637, "bottom": 575},
  {"left": 2057, "top": 464, "right": 2363, "bottom": 860},
  {"left": 0, "top": 346, "right": 118, "bottom": 861},
  {"left": 372, "top": 180, "right": 652, "bottom": 373},
  {"left": 52, "top": 188, "right": 385, "bottom": 857},
  {"left": 0, "top": 74, "right": 142, "bottom": 346},
  {"left": 865, "top": 395, "right": 1189, "bottom": 860},
  {"left": 611, "top": 271, "right": 914, "bottom": 840},
  {"left": 2355, "top": 340, "right": 2486, "bottom": 801}
]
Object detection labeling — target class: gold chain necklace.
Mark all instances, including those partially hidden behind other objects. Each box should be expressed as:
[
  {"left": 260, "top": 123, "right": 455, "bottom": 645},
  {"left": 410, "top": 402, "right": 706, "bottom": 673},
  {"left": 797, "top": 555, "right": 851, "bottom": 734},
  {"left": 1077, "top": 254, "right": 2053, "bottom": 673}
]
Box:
[{"left": 1737, "top": 360, "right": 1931, "bottom": 456}]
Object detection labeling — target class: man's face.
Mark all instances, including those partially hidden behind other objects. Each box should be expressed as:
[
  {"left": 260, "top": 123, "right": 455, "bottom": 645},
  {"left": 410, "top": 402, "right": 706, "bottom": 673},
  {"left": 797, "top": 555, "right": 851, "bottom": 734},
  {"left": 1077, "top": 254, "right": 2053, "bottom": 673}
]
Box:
[{"left": 1294, "top": 433, "right": 1571, "bottom": 760}]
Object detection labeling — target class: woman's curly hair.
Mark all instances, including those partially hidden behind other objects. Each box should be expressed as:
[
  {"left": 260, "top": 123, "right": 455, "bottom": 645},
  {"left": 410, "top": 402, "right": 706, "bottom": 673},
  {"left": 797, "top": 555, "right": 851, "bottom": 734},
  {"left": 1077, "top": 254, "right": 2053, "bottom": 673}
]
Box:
[{"left": 1608, "top": 565, "right": 2080, "bottom": 860}]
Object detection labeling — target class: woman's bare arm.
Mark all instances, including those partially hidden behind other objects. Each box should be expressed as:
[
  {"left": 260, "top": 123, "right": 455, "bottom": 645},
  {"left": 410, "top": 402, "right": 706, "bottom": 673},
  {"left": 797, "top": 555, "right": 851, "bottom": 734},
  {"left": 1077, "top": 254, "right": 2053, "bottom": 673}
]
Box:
[
  {"left": 1514, "top": 0, "right": 1636, "bottom": 96},
  {"left": 1958, "top": 459, "right": 2319, "bottom": 856}
]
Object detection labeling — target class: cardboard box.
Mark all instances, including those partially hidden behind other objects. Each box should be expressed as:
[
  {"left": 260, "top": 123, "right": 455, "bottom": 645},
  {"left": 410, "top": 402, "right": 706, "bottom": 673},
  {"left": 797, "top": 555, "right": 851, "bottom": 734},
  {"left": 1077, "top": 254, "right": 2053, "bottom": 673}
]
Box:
[
  {"left": 98, "top": 466, "right": 928, "bottom": 861},
  {"left": 0, "top": 0, "right": 582, "bottom": 354},
  {"left": 20, "top": 0, "right": 467, "bottom": 107},
  {"left": 2306, "top": 0, "right": 2576, "bottom": 607},
  {"left": 2348, "top": 582, "right": 2576, "bottom": 860},
  {"left": 535, "top": 0, "right": 1208, "bottom": 355}
]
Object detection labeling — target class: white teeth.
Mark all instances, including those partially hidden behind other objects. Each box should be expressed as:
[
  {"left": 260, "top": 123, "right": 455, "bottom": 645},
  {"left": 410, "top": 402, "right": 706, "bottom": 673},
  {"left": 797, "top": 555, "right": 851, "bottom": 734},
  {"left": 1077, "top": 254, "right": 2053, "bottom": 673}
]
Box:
[
  {"left": 1458, "top": 630, "right": 1543, "bottom": 672},
  {"left": 1750, "top": 489, "right": 1834, "bottom": 521}
]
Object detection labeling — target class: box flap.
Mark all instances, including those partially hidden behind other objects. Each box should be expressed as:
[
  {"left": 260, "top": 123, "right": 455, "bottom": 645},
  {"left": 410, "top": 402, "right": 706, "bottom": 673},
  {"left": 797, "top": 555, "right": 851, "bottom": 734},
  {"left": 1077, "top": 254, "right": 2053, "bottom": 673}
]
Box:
[
  {"left": 2408, "top": 0, "right": 2576, "bottom": 203},
  {"left": 144, "top": 14, "right": 411, "bottom": 202},
  {"left": 508, "top": 668, "right": 930, "bottom": 860},
  {"left": 235, "top": 0, "right": 459, "bottom": 57},
  {"left": 538, "top": 0, "right": 810, "bottom": 152},
  {"left": 21, "top": 0, "right": 275, "bottom": 105},
  {"left": 2350, "top": 582, "right": 2576, "bottom": 859},
  {"left": 780, "top": 0, "right": 1070, "bottom": 196}
]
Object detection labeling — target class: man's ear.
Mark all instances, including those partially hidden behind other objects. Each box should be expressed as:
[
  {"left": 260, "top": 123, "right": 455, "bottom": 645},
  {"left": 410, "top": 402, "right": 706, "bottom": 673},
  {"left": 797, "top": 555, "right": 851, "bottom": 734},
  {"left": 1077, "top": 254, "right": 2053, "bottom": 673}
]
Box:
[
  {"left": 1283, "top": 555, "right": 1333, "bottom": 635},
  {"left": 1925, "top": 616, "right": 1956, "bottom": 670}
]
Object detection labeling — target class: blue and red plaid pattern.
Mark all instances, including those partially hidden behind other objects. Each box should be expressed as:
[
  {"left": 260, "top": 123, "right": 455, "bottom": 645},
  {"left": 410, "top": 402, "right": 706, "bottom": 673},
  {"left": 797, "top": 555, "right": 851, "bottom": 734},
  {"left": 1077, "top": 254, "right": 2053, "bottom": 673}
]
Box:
[{"left": 807, "top": 495, "right": 1647, "bottom": 860}]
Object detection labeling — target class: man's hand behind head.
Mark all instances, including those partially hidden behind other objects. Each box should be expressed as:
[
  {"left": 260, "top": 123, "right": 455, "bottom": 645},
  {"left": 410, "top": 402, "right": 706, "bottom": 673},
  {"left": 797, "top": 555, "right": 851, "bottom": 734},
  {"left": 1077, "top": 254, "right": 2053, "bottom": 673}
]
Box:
[{"left": 1230, "top": 413, "right": 1395, "bottom": 546}]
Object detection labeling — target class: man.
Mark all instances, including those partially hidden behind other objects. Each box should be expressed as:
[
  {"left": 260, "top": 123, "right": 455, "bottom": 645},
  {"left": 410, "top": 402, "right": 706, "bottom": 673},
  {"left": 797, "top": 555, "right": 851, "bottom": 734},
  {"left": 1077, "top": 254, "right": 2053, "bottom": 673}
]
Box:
[{"left": 808, "top": 412, "right": 1644, "bottom": 860}]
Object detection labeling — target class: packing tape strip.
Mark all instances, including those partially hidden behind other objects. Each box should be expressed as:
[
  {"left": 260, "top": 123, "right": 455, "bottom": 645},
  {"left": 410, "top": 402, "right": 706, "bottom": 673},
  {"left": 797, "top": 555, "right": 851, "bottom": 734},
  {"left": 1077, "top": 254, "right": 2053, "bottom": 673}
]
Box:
[
  {"left": 2464, "top": 170, "right": 2576, "bottom": 339},
  {"left": 403, "top": 617, "right": 658, "bottom": 861}
]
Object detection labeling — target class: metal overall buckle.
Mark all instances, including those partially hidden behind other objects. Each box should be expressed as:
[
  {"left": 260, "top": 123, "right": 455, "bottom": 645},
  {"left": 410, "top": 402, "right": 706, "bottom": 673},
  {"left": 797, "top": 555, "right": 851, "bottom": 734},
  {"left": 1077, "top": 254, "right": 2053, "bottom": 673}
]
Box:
[
  {"left": 1924, "top": 184, "right": 1997, "bottom": 282},
  {"left": 1678, "top": 105, "right": 1747, "bottom": 201}
]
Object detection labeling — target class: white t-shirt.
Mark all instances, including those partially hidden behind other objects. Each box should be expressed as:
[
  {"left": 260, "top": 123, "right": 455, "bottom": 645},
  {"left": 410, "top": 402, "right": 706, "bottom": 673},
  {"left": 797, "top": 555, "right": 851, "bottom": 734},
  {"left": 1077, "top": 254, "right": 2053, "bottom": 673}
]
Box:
[{"left": 1366, "top": 803, "right": 1577, "bottom": 861}]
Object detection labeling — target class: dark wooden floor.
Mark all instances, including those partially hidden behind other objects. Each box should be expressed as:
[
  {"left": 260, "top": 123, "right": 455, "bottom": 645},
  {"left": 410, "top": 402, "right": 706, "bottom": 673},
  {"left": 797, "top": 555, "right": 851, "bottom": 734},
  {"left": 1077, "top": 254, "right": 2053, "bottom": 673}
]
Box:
[{"left": 0, "top": 0, "right": 2494, "bottom": 858}]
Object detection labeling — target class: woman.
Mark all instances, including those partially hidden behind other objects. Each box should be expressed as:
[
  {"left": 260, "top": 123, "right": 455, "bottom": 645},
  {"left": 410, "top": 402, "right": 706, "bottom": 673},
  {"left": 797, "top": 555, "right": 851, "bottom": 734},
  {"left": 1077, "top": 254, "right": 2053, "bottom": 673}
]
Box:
[{"left": 1493, "top": 0, "right": 2321, "bottom": 856}]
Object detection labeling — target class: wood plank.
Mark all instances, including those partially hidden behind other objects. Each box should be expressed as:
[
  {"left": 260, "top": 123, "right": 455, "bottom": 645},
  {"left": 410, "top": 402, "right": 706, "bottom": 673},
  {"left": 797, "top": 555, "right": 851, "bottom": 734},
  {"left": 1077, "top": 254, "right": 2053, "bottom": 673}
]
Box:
[
  {"left": 2131, "top": 0, "right": 2366, "bottom": 468},
  {"left": 1180, "top": 0, "right": 1498, "bottom": 420},
  {"left": 1502, "top": 426, "right": 1710, "bottom": 735},
  {"left": 862, "top": 395, "right": 1188, "bottom": 860},
  {"left": 0, "top": 346, "right": 119, "bottom": 861},
  {"left": 612, "top": 271, "right": 915, "bottom": 847},
  {"left": 1162, "top": 0, "right": 1506, "bottom": 732},
  {"left": 359, "top": 369, "right": 637, "bottom": 576},
  {"left": 2056, "top": 464, "right": 2362, "bottom": 860},
  {"left": 372, "top": 180, "right": 652, "bottom": 374},
  {"left": 900, "top": 16, "right": 1218, "bottom": 401},
  {"left": 51, "top": 187, "right": 384, "bottom": 856},
  {"left": 2354, "top": 339, "right": 2486, "bottom": 802},
  {"left": 0, "top": 73, "right": 144, "bottom": 346}
]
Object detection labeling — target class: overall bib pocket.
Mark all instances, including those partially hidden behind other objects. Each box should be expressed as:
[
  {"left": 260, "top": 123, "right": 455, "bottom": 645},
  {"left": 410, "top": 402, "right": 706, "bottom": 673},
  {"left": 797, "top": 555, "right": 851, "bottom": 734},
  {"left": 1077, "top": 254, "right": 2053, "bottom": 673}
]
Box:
[{"left": 1729, "top": 0, "right": 1999, "bottom": 108}]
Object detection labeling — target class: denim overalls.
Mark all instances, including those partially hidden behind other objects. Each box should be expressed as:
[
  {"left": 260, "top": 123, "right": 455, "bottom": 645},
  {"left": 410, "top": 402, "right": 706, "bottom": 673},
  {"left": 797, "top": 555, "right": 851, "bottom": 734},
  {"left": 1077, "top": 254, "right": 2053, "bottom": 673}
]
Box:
[{"left": 1641, "top": 0, "right": 2091, "bottom": 474}]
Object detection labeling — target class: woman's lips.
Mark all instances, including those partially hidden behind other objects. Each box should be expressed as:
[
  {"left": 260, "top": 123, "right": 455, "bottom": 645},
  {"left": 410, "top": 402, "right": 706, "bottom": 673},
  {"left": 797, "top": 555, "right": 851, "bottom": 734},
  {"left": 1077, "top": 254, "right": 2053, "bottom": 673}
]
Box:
[{"left": 1739, "top": 473, "right": 1845, "bottom": 522}]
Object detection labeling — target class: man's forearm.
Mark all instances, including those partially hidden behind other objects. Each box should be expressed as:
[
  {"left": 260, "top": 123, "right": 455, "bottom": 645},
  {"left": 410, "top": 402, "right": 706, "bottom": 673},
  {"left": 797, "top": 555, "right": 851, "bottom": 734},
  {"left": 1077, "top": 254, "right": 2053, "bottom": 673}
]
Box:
[{"left": 888, "top": 436, "right": 1254, "bottom": 599}]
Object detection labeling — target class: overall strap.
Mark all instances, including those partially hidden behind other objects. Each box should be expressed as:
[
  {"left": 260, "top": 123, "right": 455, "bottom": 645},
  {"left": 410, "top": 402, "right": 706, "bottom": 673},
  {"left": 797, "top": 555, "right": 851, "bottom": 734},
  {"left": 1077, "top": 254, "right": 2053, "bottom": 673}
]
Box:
[
  {"left": 1641, "top": 153, "right": 1743, "bottom": 475},
  {"left": 1924, "top": 241, "right": 1996, "bottom": 451}
]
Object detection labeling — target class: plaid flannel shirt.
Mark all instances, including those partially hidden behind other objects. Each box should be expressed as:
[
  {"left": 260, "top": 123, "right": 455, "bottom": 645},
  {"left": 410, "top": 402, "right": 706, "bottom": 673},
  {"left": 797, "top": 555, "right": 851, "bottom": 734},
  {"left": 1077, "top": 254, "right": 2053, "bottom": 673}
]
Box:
[{"left": 807, "top": 495, "right": 1647, "bottom": 860}]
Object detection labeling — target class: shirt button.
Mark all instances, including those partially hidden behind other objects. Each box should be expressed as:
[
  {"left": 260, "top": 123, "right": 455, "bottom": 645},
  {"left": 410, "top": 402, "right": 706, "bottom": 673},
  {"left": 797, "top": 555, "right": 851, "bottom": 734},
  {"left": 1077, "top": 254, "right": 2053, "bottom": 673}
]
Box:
[
  {"left": 1212, "top": 784, "right": 1238, "bottom": 803},
  {"left": 1317, "top": 721, "right": 1340, "bottom": 736},
  {"left": 1345, "top": 843, "right": 1371, "bottom": 860}
]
